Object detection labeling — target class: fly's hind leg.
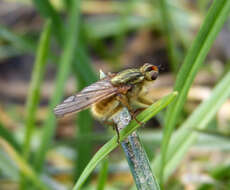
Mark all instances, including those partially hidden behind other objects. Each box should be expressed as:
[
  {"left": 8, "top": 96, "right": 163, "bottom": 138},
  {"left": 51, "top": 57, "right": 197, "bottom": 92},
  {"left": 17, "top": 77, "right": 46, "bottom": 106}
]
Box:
[
  {"left": 102, "top": 120, "right": 120, "bottom": 143},
  {"left": 113, "top": 124, "right": 120, "bottom": 144}
]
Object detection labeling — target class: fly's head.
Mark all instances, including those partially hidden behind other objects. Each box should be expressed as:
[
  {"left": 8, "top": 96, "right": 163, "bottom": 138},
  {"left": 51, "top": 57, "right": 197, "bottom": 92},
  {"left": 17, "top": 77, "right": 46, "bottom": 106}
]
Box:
[{"left": 140, "top": 63, "right": 159, "bottom": 81}]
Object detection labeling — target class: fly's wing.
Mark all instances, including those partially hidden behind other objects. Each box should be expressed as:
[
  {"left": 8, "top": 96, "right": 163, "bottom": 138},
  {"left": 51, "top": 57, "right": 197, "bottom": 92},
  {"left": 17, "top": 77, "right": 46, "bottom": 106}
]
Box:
[{"left": 54, "top": 78, "right": 118, "bottom": 117}]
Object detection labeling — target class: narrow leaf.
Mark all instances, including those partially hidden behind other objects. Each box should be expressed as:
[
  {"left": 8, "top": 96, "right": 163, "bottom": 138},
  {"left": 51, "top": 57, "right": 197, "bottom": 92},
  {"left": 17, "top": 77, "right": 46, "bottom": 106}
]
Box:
[{"left": 160, "top": 0, "right": 230, "bottom": 182}]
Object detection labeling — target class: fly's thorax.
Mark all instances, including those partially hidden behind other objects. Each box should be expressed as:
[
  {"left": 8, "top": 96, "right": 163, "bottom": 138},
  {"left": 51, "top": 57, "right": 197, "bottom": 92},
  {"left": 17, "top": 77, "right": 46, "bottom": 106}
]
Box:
[
  {"left": 127, "top": 82, "right": 142, "bottom": 98},
  {"left": 125, "top": 81, "right": 143, "bottom": 106},
  {"left": 110, "top": 69, "right": 144, "bottom": 85}
]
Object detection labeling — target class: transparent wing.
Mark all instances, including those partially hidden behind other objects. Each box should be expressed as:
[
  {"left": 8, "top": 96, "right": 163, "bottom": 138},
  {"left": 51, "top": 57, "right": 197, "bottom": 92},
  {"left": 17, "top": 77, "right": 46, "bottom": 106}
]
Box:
[{"left": 54, "top": 78, "right": 118, "bottom": 117}]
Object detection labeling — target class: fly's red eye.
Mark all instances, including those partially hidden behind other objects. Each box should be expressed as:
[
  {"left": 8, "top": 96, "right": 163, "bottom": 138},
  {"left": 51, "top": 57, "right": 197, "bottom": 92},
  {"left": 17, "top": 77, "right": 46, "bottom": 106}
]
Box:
[{"left": 152, "top": 66, "right": 158, "bottom": 71}]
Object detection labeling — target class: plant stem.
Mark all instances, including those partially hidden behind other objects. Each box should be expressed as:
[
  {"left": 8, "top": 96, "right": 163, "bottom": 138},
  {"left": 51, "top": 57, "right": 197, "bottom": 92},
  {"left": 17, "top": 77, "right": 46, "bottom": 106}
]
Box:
[
  {"left": 158, "top": 0, "right": 179, "bottom": 72},
  {"left": 122, "top": 132, "right": 160, "bottom": 190},
  {"left": 113, "top": 108, "right": 160, "bottom": 190}
]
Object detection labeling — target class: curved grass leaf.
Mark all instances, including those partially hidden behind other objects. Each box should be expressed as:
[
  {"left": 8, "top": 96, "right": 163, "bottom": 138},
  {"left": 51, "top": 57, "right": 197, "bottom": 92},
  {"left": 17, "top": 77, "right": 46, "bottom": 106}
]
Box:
[
  {"left": 0, "top": 149, "right": 19, "bottom": 180},
  {"left": 32, "top": 0, "right": 65, "bottom": 44},
  {"left": 0, "top": 123, "right": 21, "bottom": 152},
  {"left": 154, "top": 69, "right": 230, "bottom": 181},
  {"left": 0, "top": 24, "right": 36, "bottom": 53},
  {"left": 160, "top": 0, "right": 230, "bottom": 182},
  {"left": 20, "top": 20, "right": 52, "bottom": 189},
  {"left": 0, "top": 138, "right": 48, "bottom": 190},
  {"left": 22, "top": 20, "right": 51, "bottom": 161},
  {"left": 158, "top": 0, "right": 179, "bottom": 72},
  {"left": 96, "top": 157, "right": 109, "bottom": 190}
]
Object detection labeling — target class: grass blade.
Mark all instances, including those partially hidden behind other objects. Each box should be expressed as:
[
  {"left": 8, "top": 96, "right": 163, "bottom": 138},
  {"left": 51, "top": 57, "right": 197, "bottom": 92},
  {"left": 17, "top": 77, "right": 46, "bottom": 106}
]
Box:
[
  {"left": 0, "top": 24, "right": 36, "bottom": 53},
  {"left": 20, "top": 20, "right": 52, "bottom": 189},
  {"left": 72, "top": 92, "right": 177, "bottom": 190},
  {"left": 22, "top": 20, "right": 51, "bottom": 162},
  {"left": 73, "top": 27, "right": 97, "bottom": 179},
  {"left": 0, "top": 149, "right": 19, "bottom": 180},
  {"left": 154, "top": 69, "right": 230, "bottom": 182},
  {"left": 0, "top": 138, "right": 48, "bottom": 190},
  {"left": 96, "top": 157, "right": 109, "bottom": 190},
  {"left": 0, "top": 45, "right": 25, "bottom": 60},
  {"left": 32, "top": 0, "right": 98, "bottom": 180},
  {"left": 33, "top": 0, "right": 81, "bottom": 173},
  {"left": 0, "top": 123, "right": 21, "bottom": 152},
  {"left": 160, "top": 0, "right": 230, "bottom": 183},
  {"left": 158, "top": 0, "right": 179, "bottom": 72},
  {"left": 32, "top": 0, "right": 65, "bottom": 43}
]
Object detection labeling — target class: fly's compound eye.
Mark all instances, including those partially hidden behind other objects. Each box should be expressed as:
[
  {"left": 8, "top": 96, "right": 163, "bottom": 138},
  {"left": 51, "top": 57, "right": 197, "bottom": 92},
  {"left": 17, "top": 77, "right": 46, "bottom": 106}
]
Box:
[
  {"left": 145, "top": 71, "right": 158, "bottom": 81},
  {"left": 140, "top": 63, "right": 159, "bottom": 81},
  {"left": 150, "top": 71, "right": 158, "bottom": 80}
]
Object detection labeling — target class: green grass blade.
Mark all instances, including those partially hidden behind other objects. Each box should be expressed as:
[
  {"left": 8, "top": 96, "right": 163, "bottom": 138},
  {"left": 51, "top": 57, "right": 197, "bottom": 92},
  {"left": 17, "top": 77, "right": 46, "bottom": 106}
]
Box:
[
  {"left": 85, "top": 2, "right": 192, "bottom": 40},
  {"left": 75, "top": 109, "right": 93, "bottom": 179},
  {"left": 0, "top": 149, "right": 19, "bottom": 180},
  {"left": 32, "top": 0, "right": 98, "bottom": 83},
  {"left": 72, "top": 27, "right": 97, "bottom": 85},
  {"left": 32, "top": 0, "right": 97, "bottom": 84},
  {"left": 158, "top": 0, "right": 179, "bottom": 72},
  {"left": 160, "top": 0, "right": 230, "bottom": 183},
  {"left": 0, "top": 45, "right": 25, "bottom": 60},
  {"left": 72, "top": 92, "right": 177, "bottom": 190},
  {"left": 33, "top": 0, "right": 81, "bottom": 173},
  {"left": 72, "top": 26, "right": 97, "bottom": 179},
  {"left": 22, "top": 19, "right": 51, "bottom": 162},
  {"left": 20, "top": 20, "right": 52, "bottom": 189},
  {"left": 154, "top": 69, "right": 230, "bottom": 182},
  {"left": 96, "top": 157, "right": 109, "bottom": 190},
  {"left": 32, "top": 0, "right": 65, "bottom": 43},
  {"left": 72, "top": 47, "right": 97, "bottom": 84},
  {"left": 32, "top": 0, "right": 97, "bottom": 179},
  {"left": 0, "top": 138, "right": 48, "bottom": 190},
  {"left": 0, "top": 123, "right": 21, "bottom": 152},
  {"left": 0, "top": 24, "right": 37, "bottom": 53}
]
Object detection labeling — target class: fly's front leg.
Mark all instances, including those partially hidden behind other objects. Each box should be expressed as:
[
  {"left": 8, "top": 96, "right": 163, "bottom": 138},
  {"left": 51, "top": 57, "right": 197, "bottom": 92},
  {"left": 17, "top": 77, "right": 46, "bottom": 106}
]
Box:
[
  {"left": 136, "top": 85, "right": 155, "bottom": 107},
  {"left": 137, "top": 96, "right": 154, "bottom": 106}
]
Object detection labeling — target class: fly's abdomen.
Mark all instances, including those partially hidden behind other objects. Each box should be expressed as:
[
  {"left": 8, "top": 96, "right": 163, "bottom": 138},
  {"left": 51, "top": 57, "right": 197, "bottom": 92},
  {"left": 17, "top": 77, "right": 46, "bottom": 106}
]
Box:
[{"left": 91, "top": 96, "right": 122, "bottom": 121}]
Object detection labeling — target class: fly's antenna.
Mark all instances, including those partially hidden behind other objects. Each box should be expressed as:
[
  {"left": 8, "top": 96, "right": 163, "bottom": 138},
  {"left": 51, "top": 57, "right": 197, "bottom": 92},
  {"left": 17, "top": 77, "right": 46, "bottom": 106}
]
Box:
[{"left": 157, "top": 63, "right": 165, "bottom": 72}]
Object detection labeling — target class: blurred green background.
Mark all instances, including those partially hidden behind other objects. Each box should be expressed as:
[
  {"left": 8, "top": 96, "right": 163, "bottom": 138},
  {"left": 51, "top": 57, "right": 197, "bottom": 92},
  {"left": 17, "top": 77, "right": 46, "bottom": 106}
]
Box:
[{"left": 0, "top": 0, "right": 230, "bottom": 189}]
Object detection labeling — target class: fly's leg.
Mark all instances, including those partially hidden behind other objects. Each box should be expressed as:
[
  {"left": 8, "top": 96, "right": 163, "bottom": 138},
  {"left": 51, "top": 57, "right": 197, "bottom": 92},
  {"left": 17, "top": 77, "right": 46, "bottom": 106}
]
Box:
[
  {"left": 102, "top": 120, "right": 120, "bottom": 143},
  {"left": 113, "top": 124, "right": 120, "bottom": 143},
  {"left": 132, "top": 113, "right": 144, "bottom": 126},
  {"left": 116, "top": 94, "right": 143, "bottom": 125},
  {"left": 133, "top": 108, "right": 145, "bottom": 118}
]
